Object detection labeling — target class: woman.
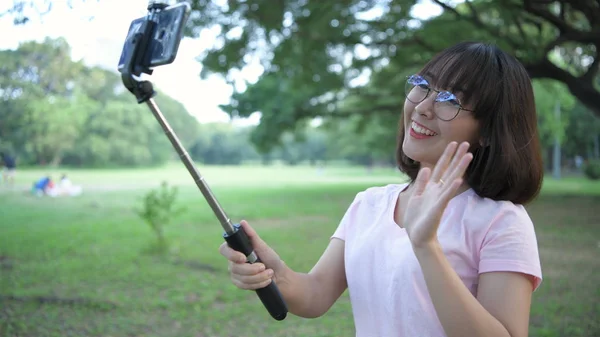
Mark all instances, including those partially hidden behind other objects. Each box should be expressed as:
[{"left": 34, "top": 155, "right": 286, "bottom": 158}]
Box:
[{"left": 219, "top": 41, "right": 544, "bottom": 337}]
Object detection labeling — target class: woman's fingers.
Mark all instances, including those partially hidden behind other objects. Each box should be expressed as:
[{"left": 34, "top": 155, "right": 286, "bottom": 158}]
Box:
[
  {"left": 431, "top": 141, "right": 458, "bottom": 183},
  {"left": 232, "top": 276, "right": 273, "bottom": 290},
  {"left": 441, "top": 142, "right": 471, "bottom": 183},
  {"left": 235, "top": 268, "right": 275, "bottom": 286},
  {"left": 444, "top": 151, "right": 474, "bottom": 190},
  {"left": 229, "top": 261, "right": 274, "bottom": 290},
  {"left": 413, "top": 167, "right": 431, "bottom": 196},
  {"left": 219, "top": 242, "right": 246, "bottom": 263},
  {"left": 229, "top": 260, "right": 266, "bottom": 276}
]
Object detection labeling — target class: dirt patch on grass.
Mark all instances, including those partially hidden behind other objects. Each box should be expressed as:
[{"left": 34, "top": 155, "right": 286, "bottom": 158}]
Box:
[
  {"left": 0, "top": 295, "right": 117, "bottom": 311},
  {"left": 0, "top": 256, "right": 15, "bottom": 270}
]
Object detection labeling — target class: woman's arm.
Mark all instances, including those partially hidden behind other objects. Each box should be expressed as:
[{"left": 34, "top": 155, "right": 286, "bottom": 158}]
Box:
[
  {"left": 414, "top": 241, "right": 534, "bottom": 337},
  {"left": 276, "top": 238, "right": 347, "bottom": 318}
]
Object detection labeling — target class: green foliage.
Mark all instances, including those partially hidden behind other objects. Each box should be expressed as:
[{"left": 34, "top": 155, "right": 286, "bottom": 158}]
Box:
[
  {"left": 135, "top": 181, "right": 186, "bottom": 252},
  {"left": 179, "top": 0, "right": 600, "bottom": 152},
  {"left": 323, "top": 112, "right": 399, "bottom": 166},
  {"left": 189, "top": 123, "right": 259, "bottom": 165},
  {"left": 534, "top": 79, "right": 577, "bottom": 146},
  {"left": 0, "top": 38, "right": 199, "bottom": 167},
  {"left": 583, "top": 159, "right": 600, "bottom": 180},
  {"left": 3, "top": 30, "right": 599, "bottom": 173},
  {"left": 561, "top": 103, "right": 600, "bottom": 160}
]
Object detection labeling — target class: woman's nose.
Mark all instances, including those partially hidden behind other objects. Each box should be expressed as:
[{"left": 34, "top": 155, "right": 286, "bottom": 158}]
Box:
[{"left": 414, "top": 93, "right": 436, "bottom": 119}]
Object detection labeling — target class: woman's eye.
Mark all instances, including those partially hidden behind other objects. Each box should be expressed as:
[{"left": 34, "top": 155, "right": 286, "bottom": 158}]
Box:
[
  {"left": 437, "top": 92, "right": 460, "bottom": 106},
  {"left": 417, "top": 84, "right": 429, "bottom": 90},
  {"left": 448, "top": 99, "right": 460, "bottom": 107}
]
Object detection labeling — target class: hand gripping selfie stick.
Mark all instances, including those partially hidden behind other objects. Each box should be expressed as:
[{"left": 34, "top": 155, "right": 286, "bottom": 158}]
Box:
[{"left": 118, "top": 1, "right": 287, "bottom": 321}]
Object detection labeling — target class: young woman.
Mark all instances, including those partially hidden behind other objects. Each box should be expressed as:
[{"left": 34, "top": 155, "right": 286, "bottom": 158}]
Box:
[{"left": 219, "top": 41, "right": 544, "bottom": 337}]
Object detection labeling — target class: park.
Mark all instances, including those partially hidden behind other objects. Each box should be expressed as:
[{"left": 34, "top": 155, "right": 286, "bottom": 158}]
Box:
[
  {"left": 1, "top": 165, "right": 598, "bottom": 336},
  {"left": 1, "top": 1, "right": 600, "bottom": 337}
]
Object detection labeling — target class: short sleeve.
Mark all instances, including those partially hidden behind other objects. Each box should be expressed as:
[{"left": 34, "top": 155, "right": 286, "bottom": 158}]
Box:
[
  {"left": 331, "top": 191, "right": 365, "bottom": 241},
  {"left": 478, "top": 207, "right": 543, "bottom": 291}
]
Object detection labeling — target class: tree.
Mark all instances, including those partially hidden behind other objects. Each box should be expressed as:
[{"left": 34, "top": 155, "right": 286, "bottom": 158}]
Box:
[
  {"left": 7, "top": 1, "right": 600, "bottom": 151},
  {"left": 0, "top": 38, "right": 200, "bottom": 167},
  {"left": 188, "top": 123, "right": 261, "bottom": 165},
  {"left": 181, "top": 0, "right": 599, "bottom": 150},
  {"left": 323, "top": 112, "right": 399, "bottom": 167},
  {"left": 533, "top": 79, "right": 576, "bottom": 177},
  {"left": 562, "top": 102, "right": 600, "bottom": 160},
  {"left": 534, "top": 79, "right": 576, "bottom": 148},
  {"left": 0, "top": 37, "right": 87, "bottom": 163}
]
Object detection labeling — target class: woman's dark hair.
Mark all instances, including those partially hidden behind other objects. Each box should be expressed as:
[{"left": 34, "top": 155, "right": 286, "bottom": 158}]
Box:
[{"left": 396, "top": 41, "right": 544, "bottom": 205}]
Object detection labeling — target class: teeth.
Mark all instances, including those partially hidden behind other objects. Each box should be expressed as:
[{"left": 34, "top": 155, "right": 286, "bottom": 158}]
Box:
[{"left": 411, "top": 122, "right": 437, "bottom": 136}]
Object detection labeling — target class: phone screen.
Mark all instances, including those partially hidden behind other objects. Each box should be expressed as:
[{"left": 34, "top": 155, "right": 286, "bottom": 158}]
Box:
[{"left": 118, "top": 2, "right": 190, "bottom": 71}]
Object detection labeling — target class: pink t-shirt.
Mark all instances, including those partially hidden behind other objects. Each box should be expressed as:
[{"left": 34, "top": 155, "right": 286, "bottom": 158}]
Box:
[{"left": 331, "top": 183, "right": 542, "bottom": 337}]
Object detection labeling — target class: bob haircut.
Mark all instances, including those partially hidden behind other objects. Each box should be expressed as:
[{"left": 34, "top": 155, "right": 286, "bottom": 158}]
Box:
[{"left": 396, "top": 41, "right": 544, "bottom": 205}]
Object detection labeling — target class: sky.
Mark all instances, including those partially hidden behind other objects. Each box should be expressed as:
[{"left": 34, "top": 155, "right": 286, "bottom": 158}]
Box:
[{"left": 0, "top": 0, "right": 442, "bottom": 125}]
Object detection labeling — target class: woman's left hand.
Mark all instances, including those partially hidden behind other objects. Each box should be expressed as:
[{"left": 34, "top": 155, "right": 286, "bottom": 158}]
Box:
[{"left": 403, "top": 141, "right": 474, "bottom": 248}]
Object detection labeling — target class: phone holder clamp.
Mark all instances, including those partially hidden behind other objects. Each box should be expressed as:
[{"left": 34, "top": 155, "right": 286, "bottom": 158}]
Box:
[{"left": 120, "top": 18, "right": 157, "bottom": 104}]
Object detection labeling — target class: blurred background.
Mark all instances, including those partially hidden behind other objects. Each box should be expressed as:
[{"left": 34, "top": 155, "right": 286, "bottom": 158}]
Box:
[{"left": 0, "top": 1, "right": 598, "bottom": 337}]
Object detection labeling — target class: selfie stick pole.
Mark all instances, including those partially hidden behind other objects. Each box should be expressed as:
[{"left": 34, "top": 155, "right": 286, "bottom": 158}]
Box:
[{"left": 118, "top": 1, "right": 288, "bottom": 321}]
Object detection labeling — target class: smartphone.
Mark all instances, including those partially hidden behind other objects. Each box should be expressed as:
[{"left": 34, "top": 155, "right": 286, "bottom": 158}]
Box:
[{"left": 118, "top": 2, "right": 191, "bottom": 71}]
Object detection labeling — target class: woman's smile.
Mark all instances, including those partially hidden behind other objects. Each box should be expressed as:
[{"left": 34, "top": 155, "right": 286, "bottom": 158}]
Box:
[{"left": 409, "top": 121, "right": 438, "bottom": 139}]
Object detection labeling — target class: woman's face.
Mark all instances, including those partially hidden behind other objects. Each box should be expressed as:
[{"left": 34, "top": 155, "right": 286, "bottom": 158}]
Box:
[{"left": 402, "top": 76, "right": 480, "bottom": 169}]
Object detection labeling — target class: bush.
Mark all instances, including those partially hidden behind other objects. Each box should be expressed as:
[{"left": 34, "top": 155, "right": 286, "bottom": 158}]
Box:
[
  {"left": 135, "top": 181, "right": 186, "bottom": 253},
  {"left": 583, "top": 159, "right": 600, "bottom": 180}
]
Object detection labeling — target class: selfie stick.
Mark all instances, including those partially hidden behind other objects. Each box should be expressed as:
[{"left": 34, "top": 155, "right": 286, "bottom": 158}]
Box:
[{"left": 118, "top": 1, "right": 287, "bottom": 321}]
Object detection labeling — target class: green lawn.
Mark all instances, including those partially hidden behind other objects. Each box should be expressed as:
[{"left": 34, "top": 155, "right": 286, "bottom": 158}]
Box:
[{"left": 0, "top": 165, "right": 598, "bottom": 337}]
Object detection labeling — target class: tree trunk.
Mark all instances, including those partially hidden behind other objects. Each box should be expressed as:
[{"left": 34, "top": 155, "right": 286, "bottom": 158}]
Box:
[
  {"left": 553, "top": 139, "right": 561, "bottom": 179},
  {"left": 50, "top": 153, "right": 62, "bottom": 167},
  {"left": 552, "top": 101, "right": 561, "bottom": 179}
]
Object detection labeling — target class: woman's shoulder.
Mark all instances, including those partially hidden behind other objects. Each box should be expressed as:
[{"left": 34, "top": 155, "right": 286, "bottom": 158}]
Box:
[
  {"left": 450, "top": 188, "right": 534, "bottom": 230},
  {"left": 356, "top": 182, "right": 409, "bottom": 205}
]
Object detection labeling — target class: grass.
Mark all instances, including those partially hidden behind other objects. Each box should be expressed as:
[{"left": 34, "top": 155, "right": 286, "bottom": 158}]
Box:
[{"left": 0, "top": 164, "right": 599, "bottom": 337}]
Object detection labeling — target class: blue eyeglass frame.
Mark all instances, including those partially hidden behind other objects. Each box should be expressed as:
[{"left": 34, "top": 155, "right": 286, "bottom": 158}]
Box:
[{"left": 405, "top": 74, "right": 473, "bottom": 121}]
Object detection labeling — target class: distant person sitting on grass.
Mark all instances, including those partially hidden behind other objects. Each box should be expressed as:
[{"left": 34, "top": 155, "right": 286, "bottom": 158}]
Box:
[
  {"left": 219, "top": 41, "right": 544, "bottom": 337},
  {"left": 57, "top": 174, "right": 83, "bottom": 197},
  {"left": 0, "top": 152, "right": 17, "bottom": 187},
  {"left": 31, "top": 176, "right": 53, "bottom": 197}
]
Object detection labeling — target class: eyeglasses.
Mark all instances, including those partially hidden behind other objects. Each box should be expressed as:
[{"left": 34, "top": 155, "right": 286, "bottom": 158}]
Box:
[{"left": 404, "top": 75, "right": 473, "bottom": 121}]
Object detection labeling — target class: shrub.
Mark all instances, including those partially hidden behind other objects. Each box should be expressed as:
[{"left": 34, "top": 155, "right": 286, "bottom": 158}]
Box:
[
  {"left": 135, "top": 181, "right": 186, "bottom": 252},
  {"left": 583, "top": 159, "right": 600, "bottom": 180}
]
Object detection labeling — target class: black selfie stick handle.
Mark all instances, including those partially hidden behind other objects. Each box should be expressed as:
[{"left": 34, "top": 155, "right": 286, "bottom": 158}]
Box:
[
  {"left": 118, "top": 2, "right": 288, "bottom": 321},
  {"left": 223, "top": 223, "right": 288, "bottom": 321}
]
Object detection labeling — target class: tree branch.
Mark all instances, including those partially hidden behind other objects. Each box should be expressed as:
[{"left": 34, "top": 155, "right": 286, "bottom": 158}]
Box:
[
  {"left": 562, "top": 30, "right": 600, "bottom": 44},
  {"left": 431, "top": 0, "right": 522, "bottom": 50},
  {"left": 432, "top": 0, "right": 462, "bottom": 17},
  {"left": 523, "top": 0, "right": 574, "bottom": 34},
  {"left": 525, "top": 58, "right": 600, "bottom": 118},
  {"left": 525, "top": 58, "right": 573, "bottom": 83},
  {"left": 543, "top": 30, "right": 600, "bottom": 56},
  {"left": 512, "top": 16, "right": 531, "bottom": 45}
]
